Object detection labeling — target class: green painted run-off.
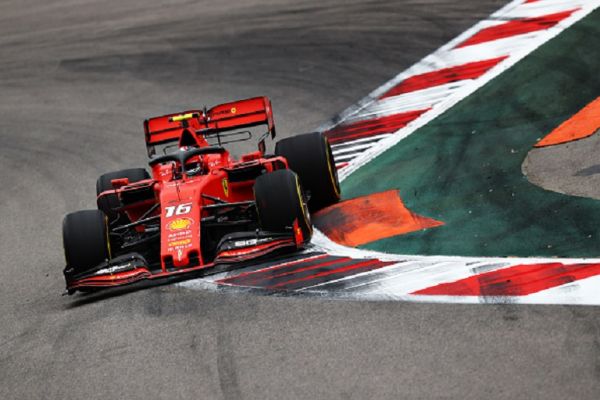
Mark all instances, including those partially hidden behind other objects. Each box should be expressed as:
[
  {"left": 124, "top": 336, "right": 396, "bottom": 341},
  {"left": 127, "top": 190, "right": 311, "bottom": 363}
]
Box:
[{"left": 342, "top": 11, "right": 600, "bottom": 257}]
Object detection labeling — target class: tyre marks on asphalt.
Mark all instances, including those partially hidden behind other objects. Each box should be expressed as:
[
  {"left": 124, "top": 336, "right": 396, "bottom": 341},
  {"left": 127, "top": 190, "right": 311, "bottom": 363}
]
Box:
[{"left": 216, "top": 253, "right": 395, "bottom": 291}]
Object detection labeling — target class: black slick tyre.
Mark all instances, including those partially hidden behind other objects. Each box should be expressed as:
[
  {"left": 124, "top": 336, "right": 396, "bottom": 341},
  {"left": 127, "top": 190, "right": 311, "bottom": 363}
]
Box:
[
  {"left": 275, "top": 131, "right": 340, "bottom": 212},
  {"left": 96, "top": 168, "right": 150, "bottom": 222},
  {"left": 254, "top": 169, "right": 312, "bottom": 242},
  {"left": 63, "top": 209, "right": 111, "bottom": 274}
]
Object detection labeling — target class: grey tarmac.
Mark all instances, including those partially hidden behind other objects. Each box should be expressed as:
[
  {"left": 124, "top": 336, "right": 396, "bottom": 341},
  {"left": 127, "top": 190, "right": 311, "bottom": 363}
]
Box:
[{"left": 2, "top": 1, "right": 600, "bottom": 399}]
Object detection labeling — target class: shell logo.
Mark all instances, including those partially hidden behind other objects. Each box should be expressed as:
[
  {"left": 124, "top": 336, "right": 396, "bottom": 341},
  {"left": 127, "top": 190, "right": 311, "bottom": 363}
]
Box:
[
  {"left": 167, "top": 218, "right": 193, "bottom": 231},
  {"left": 230, "top": 107, "right": 237, "bottom": 114}
]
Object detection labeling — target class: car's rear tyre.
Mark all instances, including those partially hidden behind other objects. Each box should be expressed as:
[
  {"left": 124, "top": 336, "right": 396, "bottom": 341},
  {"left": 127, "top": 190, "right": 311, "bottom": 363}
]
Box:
[
  {"left": 63, "top": 210, "right": 110, "bottom": 274},
  {"left": 254, "top": 169, "right": 312, "bottom": 242},
  {"left": 96, "top": 168, "right": 150, "bottom": 222},
  {"left": 275, "top": 132, "right": 340, "bottom": 212}
]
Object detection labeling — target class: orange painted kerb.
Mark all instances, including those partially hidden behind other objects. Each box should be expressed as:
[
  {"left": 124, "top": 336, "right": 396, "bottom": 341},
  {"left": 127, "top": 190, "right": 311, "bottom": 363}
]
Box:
[
  {"left": 536, "top": 96, "right": 600, "bottom": 147},
  {"left": 313, "top": 190, "right": 443, "bottom": 247}
]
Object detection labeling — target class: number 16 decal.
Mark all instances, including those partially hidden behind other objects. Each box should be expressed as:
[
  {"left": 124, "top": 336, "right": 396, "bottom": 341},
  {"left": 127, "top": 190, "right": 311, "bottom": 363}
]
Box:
[{"left": 164, "top": 203, "right": 192, "bottom": 217}]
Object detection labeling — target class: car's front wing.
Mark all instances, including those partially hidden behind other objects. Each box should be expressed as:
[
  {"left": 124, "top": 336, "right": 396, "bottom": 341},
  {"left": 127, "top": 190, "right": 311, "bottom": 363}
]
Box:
[{"left": 64, "top": 230, "right": 303, "bottom": 294}]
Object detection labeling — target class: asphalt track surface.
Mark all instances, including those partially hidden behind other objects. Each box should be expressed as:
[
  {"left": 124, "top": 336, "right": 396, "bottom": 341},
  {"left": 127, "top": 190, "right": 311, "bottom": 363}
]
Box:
[{"left": 2, "top": 1, "right": 600, "bottom": 399}]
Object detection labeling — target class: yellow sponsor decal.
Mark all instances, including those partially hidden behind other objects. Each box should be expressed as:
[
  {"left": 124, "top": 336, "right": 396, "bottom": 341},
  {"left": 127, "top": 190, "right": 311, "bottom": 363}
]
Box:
[
  {"left": 168, "top": 238, "right": 192, "bottom": 247},
  {"left": 230, "top": 107, "right": 237, "bottom": 114},
  {"left": 171, "top": 113, "right": 195, "bottom": 122},
  {"left": 222, "top": 178, "right": 229, "bottom": 197},
  {"left": 167, "top": 218, "right": 192, "bottom": 231}
]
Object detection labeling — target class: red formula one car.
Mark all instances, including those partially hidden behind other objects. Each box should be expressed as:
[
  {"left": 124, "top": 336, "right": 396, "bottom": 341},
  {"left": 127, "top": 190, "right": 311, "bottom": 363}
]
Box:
[{"left": 62, "top": 97, "right": 340, "bottom": 294}]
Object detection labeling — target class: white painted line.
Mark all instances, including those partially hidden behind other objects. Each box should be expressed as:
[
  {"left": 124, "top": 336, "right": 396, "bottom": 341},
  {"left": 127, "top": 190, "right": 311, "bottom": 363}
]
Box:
[
  {"left": 331, "top": 134, "right": 393, "bottom": 149},
  {"left": 331, "top": 153, "right": 361, "bottom": 162},
  {"left": 332, "top": 142, "right": 377, "bottom": 156},
  {"left": 424, "top": 33, "right": 537, "bottom": 71},
  {"left": 515, "top": 274, "right": 600, "bottom": 305},
  {"left": 501, "top": 0, "right": 588, "bottom": 19}
]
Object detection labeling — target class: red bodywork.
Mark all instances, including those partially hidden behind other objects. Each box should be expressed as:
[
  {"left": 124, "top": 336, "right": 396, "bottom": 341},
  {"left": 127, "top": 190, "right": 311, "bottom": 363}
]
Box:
[{"left": 67, "top": 97, "right": 306, "bottom": 292}]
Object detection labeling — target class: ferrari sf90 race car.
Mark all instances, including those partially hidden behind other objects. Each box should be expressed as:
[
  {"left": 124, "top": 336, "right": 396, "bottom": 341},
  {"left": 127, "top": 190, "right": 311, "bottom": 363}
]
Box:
[{"left": 62, "top": 97, "right": 340, "bottom": 294}]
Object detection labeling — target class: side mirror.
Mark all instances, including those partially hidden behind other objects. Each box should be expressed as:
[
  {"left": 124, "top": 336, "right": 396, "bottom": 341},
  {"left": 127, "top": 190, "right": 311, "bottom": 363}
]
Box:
[{"left": 111, "top": 178, "right": 130, "bottom": 189}]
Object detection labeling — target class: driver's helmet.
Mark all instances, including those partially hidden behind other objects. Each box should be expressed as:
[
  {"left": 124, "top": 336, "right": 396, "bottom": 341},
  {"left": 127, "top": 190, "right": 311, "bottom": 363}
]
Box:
[{"left": 180, "top": 145, "right": 204, "bottom": 176}]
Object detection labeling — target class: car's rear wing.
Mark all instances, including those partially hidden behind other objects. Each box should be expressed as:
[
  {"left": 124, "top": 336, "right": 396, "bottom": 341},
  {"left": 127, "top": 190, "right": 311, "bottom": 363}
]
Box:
[{"left": 143, "top": 96, "right": 276, "bottom": 147}]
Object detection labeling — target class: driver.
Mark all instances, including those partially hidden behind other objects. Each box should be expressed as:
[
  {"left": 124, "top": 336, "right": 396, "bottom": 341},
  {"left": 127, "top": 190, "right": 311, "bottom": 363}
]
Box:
[
  {"left": 182, "top": 149, "right": 204, "bottom": 176},
  {"left": 179, "top": 129, "right": 208, "bottom": 176}
]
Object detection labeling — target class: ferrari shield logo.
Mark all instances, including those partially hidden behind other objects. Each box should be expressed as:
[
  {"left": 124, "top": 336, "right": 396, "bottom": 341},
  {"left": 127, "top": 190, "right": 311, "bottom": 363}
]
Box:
[{"left": 222, "top": 178, "right": 229, "bottom": 197}]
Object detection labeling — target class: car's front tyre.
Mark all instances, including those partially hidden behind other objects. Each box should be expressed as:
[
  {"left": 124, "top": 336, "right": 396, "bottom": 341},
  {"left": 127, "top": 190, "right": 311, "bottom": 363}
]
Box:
[
  {"left": 253, "top": 169, "right": 312, "bottom": 242},
  {"left": 63, "top": 209, "right": 111, "bottom": 275}
]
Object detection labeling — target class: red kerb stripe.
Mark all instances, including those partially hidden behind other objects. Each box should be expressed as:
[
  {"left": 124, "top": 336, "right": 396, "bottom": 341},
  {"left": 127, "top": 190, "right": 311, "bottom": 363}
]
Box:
[
  {"left": 217, "top": 254, "right": 329, "bottom": 284},
  {"left": 413, "top": 262, "right": 600, "bottom": 296},
  {"left": 223, "top": 256, "right": 352, "bottom": 286},
  {"left": 262, "top": 257, "right": 353, "bottom": 280},
  {"left": 381, "top": 57, "right": 507, "bottom": 98},
  {"left": 456, "top": 9, "right": 578, "bottom": 48},
  {"left": 324, "top": 109, "right": 429, "bottom": 144},
  {"left": 269, "top": 259, "right": 394, "bottom": 289}
]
